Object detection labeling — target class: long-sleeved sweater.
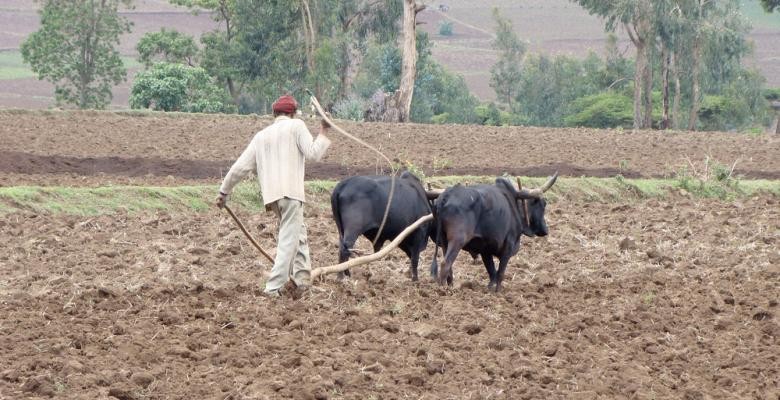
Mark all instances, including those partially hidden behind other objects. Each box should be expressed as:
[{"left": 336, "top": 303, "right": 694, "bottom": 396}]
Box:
[{"left": 219, "top": 116, "right": 331, "bottom": 206}]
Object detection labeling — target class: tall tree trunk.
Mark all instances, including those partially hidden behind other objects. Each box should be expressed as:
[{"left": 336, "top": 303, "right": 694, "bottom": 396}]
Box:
[
  {"left": 397, "top": 0, "right": 424, "bottom": 123},
  {"left": 301, "top": 0, "right": 317, "bottom": 96},
  {"left": 688, "top": 35, "right": 701, "bottom": 131},
  {"left": 661, "top": 43, "right": 670, "bottom": 130},
  {"left": 642, "top": 42, "right": 653, "bottom": 129},
  {"left": 226, "top": 77, "right": 239, "bottom": 105},
  {"left": 625, "top": 21, "right": 646, "bottom": 131},
  {"left": 671, "top": 51, "right": 681, "bottom": 129}
]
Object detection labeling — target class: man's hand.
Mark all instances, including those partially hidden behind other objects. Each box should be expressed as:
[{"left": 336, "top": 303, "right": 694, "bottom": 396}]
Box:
[
  {"left": 320, "top": 111, "right": 332, "bottom": 129},
  {"left": 216, "top": 192, "right": 228, "bottom": 209}
]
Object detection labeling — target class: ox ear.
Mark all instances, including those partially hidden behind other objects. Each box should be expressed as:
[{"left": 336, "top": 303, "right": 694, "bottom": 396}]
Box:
[
  {"left": 400, "top": 170, "right": 421, "bottom": 182},
  {"left": 495, "top": 177, "right": 520, "bottom": 197}
]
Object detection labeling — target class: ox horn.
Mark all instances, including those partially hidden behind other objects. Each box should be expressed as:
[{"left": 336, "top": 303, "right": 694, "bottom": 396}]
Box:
[
  {"left": 425, "top": 189, "right": 444, "bottom": 200},
  {"left": 515, "top": 172, "right": 559, "bottom": 199},
  {"left": 425, "top": 183, "right": 443, "bottom": 200}
]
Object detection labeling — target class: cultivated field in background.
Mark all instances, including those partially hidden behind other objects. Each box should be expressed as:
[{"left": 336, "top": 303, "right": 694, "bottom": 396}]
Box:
[{"left": 1, "top": 0, "right": 779, "bottom": 108}]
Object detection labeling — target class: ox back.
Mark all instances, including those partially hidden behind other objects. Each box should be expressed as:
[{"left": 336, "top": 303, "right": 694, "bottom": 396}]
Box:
[
  {"left": 331, "top": 172, "right": 433, "bottom": 280},
  {"left": 431, "top": 178, "right": 550, "bottom": 291}
]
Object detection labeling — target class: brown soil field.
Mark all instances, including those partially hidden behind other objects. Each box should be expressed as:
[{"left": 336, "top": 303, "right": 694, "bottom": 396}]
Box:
[
  {"left": 1, "top": 191, "right": 778, "bottom": 399},
  {"left": 1, "top": 110, "right": 778, "bottom": 399},
  {"left": 1, "top": 110, "right": 779, "bottom": 186}
]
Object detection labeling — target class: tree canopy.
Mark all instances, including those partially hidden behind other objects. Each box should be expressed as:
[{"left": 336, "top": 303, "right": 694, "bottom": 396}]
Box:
[{"left": 21, "top": 0, "right": 132, "bottom": 109}]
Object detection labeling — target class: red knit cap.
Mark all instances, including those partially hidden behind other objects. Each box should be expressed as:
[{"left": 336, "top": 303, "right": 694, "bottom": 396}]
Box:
[{"left": 272, "top": 94, "right": 298, "bottom": 114}]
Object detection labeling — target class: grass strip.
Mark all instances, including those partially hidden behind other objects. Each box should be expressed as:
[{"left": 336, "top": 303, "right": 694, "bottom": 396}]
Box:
[{"left": 0, "top": 177, "right": 777, "bottom": 216}]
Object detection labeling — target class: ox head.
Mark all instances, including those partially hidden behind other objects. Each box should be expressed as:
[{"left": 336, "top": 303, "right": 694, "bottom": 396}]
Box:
[{"left": 513, "top": 172, "right": 558, "bottom": 237}]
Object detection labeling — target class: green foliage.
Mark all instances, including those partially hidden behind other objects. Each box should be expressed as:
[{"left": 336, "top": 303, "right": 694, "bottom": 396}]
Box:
[
  {"left": 698, "top": 69, "right": 770, "bottom": 131},
  {"left": 674, "top": 157, "right": 742, "bottom": 200},
  {"left": 354, "top": 33, "right": 478, "bottom": 124},
  {"left": 438, "top": 21, "right": 454, "bottom": 36},
  {"left": 475, "top": 103, "right": 502, "bottom": 126},
  {"left": 130, "top": 63, "right": 236, "bottom": 113},
  {"left": 137, "top": 29, "right": 198, "bottom": 67},
  {"left": 512, "top": 52, "right": 606, "bottom": 127},
  {"left": 353, "top": 42, "right": 402, "bottom": 98},
  {"left": 332, "top": 95, "right": 365, "bottom": 121},
  {"left": 761, "top": 0, "right": 780, "bottom": 12},
  {"left": 490, "top": 7, "right": 526, "bottom": 106},
  {"left": 307, "top": 39, "right": 342, "bottom": 107},
  {"left": 431, "top": 113, "right": 450, "bottom": 124},
  {"left": 565, "top": 92, "right": 634, "bottom": 128},
  {"left": 392, "top": 160, "right": 425, "bottom": 181},
  {"left": 763, "top": 88, "right": 780, "bottom": 101},
  {"left": 20, "top": 0, "right": 131, "bottom": 109}
]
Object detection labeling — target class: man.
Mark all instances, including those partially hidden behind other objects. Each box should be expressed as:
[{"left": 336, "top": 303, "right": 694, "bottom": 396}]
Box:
[{"left": 216, "top": 94, "right": 331, "bottom": 297}]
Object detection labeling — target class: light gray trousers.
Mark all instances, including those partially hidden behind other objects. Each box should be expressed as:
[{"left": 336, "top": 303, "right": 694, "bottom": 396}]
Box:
[{"left": 265, "top": 197, "right": 311, "bottom": 292}]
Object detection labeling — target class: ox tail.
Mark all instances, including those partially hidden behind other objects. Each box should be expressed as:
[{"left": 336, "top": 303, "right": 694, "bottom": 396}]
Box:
[{"left": 330, "top": 190, "right": 344, "bottom": 239}]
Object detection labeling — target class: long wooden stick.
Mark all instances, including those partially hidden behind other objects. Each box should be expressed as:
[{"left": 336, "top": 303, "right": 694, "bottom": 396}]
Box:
[
  {"left": 224, "top": 205, "right": 274, "bottom": 264},
  {"left": 306, "top": 90, "right": 396, "bottom": 249},
  {"left": 311, "top": 214, "right": 433, "bottom": 279}
]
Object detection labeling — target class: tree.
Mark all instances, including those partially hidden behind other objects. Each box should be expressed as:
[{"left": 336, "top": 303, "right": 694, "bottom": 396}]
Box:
[
  {"left": 130, "top": 62, "right": 236, "bottom": 113},
  {"left": 761, "top": 0, "right": 779, "bottom": 12},
  {"left": 21, "top": 0, "right": 131, "bottom": 109},
  {"left": 489, "top": 7, "right": 526, "bottom": 107},
  {"left": 664, "top": 0, "right": 750, "bottom": 130},
  {"left": 570, "top": 0, "right": 655, "bottom": 129},
  {"left": 137, "top": 29, "right": 198, "bottom": 67},
  {"left": 324, "top": 0, "right": 402, "bottom": 99},
  {"left": 397, "top": 0, "right": 426, "bottom": 122},
  {"left": 170, "top": 0, "right": 244, "bottom": 102}
]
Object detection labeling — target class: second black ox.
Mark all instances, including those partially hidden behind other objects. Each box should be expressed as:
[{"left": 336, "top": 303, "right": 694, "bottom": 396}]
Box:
[
  {"left": 431, "top": 173, "right": 558, "bottom": 291},
  {"left": 331, "top": 172, "right": 436, "bottom": 281}
]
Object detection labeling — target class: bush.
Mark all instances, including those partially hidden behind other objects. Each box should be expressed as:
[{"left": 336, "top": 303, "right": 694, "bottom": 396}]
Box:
[
  {"left": 439, "top": 21, "right": 454, "bottom": 36},
  {"left": 332, "top": 96, "right": 366, "bottom": 121},
  {"left": 130, "top": 62, "right": 236, "bottom": 113},
  {"left": 763, "top": 88, "right": 780, "bottom": 101},
  {"left": 475, "top": 103, "right": 502, "bottom": 126},
  {"left": 431, "top": 113, "right": 450, "bottom": 124},
  {"left": 564, "top": 92, "right": 634, "bottom": 128}
]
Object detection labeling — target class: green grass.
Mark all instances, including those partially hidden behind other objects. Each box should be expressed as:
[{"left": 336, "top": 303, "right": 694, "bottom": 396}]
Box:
[
  {"left": 1, "top": 177, "right": 777, "bottom": 216},
  {"left": 0, "top": 51, "right": 35, "bottom": 80},
  {"left": 0, "top": 50, "right": 142, "bottom": 81}
]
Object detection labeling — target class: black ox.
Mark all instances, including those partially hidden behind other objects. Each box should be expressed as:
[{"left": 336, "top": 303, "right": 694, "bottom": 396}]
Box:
[
  {"left": 431, "top": 173, "right": 558, "bottom": 291},
  {"left": 331, "top": 172, "right": 436, "bottom": 281}
]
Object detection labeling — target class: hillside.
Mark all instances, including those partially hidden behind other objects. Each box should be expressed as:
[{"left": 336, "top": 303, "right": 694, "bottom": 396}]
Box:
[{"left": 1, "top": 0, "right": 779, "bottom": 108}]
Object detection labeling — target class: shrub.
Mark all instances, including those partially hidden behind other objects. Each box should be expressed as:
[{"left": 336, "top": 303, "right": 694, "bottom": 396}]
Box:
[
  {"left": 475, "top": 103, "right": 502, "bottom": 126},
  {"left": 564, "top": 92, "right": 633, "bottom": 128},
  {"left": 431, "top": 113, "right": 450, "bottom": 124},
  {"left": 332, "top": 96, "right": 366, "bottom": 121},
  {"left": 439, "top": 21, "right": 454, "bottom": 36},
  {"left": 763, "top": 88, "right": 780, "bottom": 101},
  {"left": 130, "top": 62, "right": 235, "bottom": 113}
]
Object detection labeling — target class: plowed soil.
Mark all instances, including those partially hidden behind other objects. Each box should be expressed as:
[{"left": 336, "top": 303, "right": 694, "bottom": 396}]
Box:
[
  {"left": 0, "top": 193, "right": 778, "bottom": 399},
  {"left": 1, "top": 110, "right": 779, "bottom": 186},
  {"left": 1, "top": 110, "right": 779, "bottom": 399}
]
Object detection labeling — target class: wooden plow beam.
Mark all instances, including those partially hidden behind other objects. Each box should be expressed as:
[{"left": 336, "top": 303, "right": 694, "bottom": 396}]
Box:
[{"left": 311, "top": 214, "right": 433, "bottom": 279}]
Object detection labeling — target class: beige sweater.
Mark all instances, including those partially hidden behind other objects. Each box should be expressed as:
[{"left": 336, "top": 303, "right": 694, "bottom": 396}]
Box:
[{"left": 219, "top": 116, "right": 331, "bottom": 205}]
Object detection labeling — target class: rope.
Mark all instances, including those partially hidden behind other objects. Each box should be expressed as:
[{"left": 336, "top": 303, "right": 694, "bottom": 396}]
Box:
[{"left": 306, "top": 90, "right": 396, "bottom": 249}]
